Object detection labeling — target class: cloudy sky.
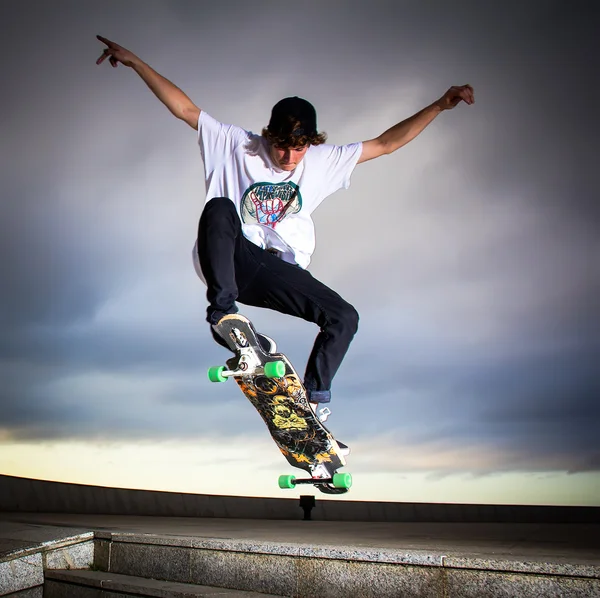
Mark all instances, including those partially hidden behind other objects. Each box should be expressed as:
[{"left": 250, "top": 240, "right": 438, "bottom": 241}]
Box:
[{"left": 0, "top": 0, "right": 598, "bottom": 504}]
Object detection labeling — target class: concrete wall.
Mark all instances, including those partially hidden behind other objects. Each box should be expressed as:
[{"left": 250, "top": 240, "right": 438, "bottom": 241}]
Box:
[
  {"left": 88, "top": 532, "right": 600, "bottom": 598},
  {"left": 0, "top": 528, "right": 93, "bottom": 596},
  {"left": 1, "top": 475, "right": 598, "bottom": 523}
]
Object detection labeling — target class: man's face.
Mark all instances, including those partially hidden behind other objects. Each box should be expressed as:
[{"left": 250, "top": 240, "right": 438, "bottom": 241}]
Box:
[{"left": 269, "top": 143, "right": 309, "bottom": 171}]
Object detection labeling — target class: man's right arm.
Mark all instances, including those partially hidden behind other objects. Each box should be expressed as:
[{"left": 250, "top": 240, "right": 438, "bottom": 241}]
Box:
[
  {"left": 132, "top": 61, "right": 200, "bottom": 129},
  {"left": 96, "top": 35, "right": 200, "bottom": 130}
]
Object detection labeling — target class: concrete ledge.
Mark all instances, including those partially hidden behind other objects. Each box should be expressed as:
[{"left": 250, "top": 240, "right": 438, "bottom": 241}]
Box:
[
  {"left": 2, "top": 474, "right": 598, "bottom": 523},
  {"left": 0, "top": 553, "right": 42, "bottom": 597},
  {"left": 1, "top": 516, "right": 598, "bottom": 598},
  {"left": 0, "top": 475, "right": 297, "bottom": 520},
  {"left": 0, "top": 524, "right": 93, "bottom": 597},
  {"left": 96, "top": 533, "right": 600, "bottom": 598}
]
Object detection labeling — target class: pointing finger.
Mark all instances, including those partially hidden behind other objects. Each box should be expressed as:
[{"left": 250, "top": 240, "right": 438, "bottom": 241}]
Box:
[
  {"left": 96, "top": 35, "right": 114, "bottom": 47},
  {"left": 95, "top": 48, "right": 109, "bottom": 65}
]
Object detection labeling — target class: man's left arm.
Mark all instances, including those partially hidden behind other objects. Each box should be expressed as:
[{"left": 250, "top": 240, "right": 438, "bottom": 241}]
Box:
[{"left": 358, "top": 84, "right": 474, "bottom": 164}]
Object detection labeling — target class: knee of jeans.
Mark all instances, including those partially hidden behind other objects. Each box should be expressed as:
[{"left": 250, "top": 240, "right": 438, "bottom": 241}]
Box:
[
  {"left": 203, "top": 197, "right": 235, "bottom": 215},
  {"left": 346, "top": 304, "right": 360, "bottom": 336},
  {"left": 330, "top": 302, "right": 359, "bottom": 337},
  {"left": 199, "top": 197, "right": 238, "bottom": 231}
]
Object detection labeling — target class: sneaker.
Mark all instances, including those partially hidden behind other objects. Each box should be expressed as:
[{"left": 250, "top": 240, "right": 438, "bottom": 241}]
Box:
[
  {"left": 336, "top": 440, "right": 351, "bottom": 457},
  {"left": 210, "top": 325, "right": 233, "bottom": 352},
  {"left": 208, "top": 307, "right": 238, "bottom": 326},
  {"left": 211, "top": 313, "right": 276, "bottom": 354},
  {"left": 257, "top": 333, "right": 277, "bottom": 354},
  {"left": 310, "top": 403, "right": 331, "bottom": 423}
]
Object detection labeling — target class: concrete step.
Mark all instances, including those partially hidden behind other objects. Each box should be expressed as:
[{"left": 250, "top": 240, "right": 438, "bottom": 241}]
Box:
[
  {"left": 3, "top": 589, "right": 42, "bottom": 598},
  {"left": 95, "top": 532, "right": 600, "bottom": 598},
  {"left": 45, "top": 570, "right": 284, "bottom": 597},
  {"left": 0, "top": 522, "right": 93, "bottom": 596}
]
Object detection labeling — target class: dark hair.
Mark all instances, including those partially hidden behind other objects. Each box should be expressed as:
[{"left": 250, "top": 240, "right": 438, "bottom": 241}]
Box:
[
  {"left": 263, "top": 96, "right": 327, "bottom": 148},
  {"left": 262, "top": 121, "right": 327, "bottom": 149}
]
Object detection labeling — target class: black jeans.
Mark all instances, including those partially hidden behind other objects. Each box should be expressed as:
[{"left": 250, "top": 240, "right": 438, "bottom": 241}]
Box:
[{"left": 197, "top": 197, "right": 359, "bottom": 403}]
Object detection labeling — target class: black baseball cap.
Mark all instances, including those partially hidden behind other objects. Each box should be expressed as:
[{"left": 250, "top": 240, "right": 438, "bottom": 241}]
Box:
[{"left": 267, "top": 96, "right": 317, "bottom": 138}]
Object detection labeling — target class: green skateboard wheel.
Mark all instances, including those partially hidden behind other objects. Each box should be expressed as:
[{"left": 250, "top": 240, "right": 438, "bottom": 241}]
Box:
[
  {"left": 264, "top": 360, "right": 285, "bottom": 378},
  {"left": 278, "top": 474, "right": 296, "bottom": 489},
  {"left": 332, "top": 472, "right": 352, "bottom": 489},
  {"left": 207, "top": 366, "right": 227, "bottom": 383}
]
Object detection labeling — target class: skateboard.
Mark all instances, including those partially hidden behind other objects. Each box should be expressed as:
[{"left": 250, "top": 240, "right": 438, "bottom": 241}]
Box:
[{"left": 207, "top": 314, "right": 352, "bottom": 495}]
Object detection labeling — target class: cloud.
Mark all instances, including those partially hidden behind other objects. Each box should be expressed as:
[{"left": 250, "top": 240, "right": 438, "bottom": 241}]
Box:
[{"left": 0, "top": 0, "right": 598, "bottom": 496}]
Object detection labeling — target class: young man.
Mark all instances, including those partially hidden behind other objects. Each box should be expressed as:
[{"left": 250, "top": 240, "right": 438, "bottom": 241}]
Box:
[{"left": 96, "top": 35, "right": 474, "bottom": 416}]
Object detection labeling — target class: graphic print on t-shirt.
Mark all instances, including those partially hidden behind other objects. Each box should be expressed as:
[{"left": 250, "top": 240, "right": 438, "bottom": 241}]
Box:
[{"left": 241, "top": 182, "right": 302, "bottom": 228}]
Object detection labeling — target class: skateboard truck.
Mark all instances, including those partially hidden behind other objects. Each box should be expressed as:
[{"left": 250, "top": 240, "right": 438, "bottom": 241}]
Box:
[
  {"left": 278, "top": 471, "right": 353, "bottom": 490},
  {"left": 279, "top": 463, "right": 352, "bottom": 491},
  {"left": 208, "top": 356, "right": 286, "bottom": 383}
]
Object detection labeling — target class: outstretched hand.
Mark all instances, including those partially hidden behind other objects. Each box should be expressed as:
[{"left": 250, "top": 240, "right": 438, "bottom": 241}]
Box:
[
  {"left": 436, "top": 84, "right": 475, "bottom": 110},
  {"left": 95, "top": 35, "right": 139, "bottom": 68}
]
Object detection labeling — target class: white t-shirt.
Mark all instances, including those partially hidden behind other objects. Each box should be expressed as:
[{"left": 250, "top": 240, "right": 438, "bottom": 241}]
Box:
[{"left": 192, "top": 110, "right": 362, "bottom": 280}]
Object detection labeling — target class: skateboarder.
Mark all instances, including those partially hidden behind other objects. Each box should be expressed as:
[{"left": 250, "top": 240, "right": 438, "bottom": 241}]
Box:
[{"left": 96, "top": 35, "right": 474, "bottom": 417}]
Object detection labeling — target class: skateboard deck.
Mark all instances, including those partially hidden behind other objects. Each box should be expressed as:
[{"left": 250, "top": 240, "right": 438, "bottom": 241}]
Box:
[{"left": 208, "top": 314, "right": 352, "bottom": 494}]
